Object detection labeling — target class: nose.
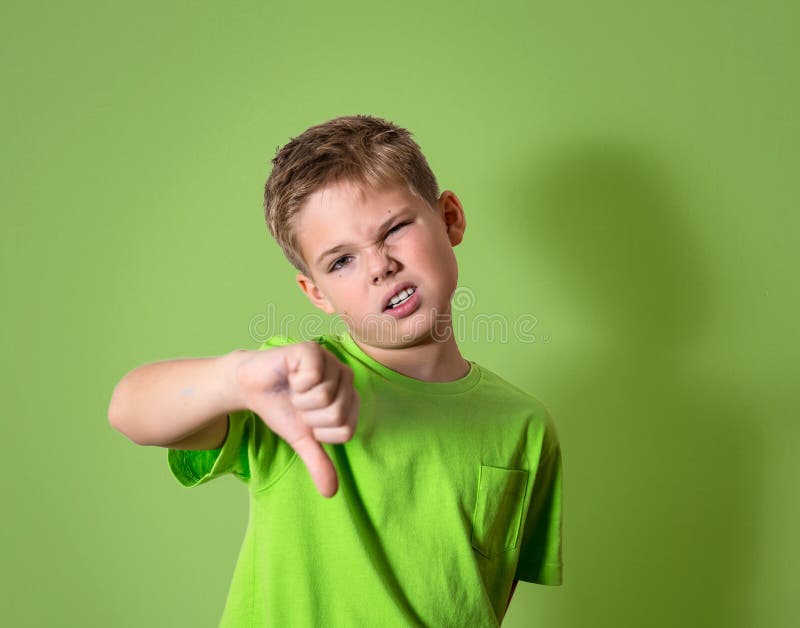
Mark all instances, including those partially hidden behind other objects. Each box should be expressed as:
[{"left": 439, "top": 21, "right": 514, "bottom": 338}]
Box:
[{"left": 368, "top": 247, "right": 398, "bottom": 284}]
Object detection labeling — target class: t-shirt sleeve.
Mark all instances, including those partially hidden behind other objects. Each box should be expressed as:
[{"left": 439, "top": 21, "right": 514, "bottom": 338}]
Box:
[
  {"left": 515, "top": 417, "right": 563, "bottom": 585},
  {"left": 165, "top": 335, "right": 307, "bottom": 491},
  {"left": 167, "top": 409, "right": 253, "bottom": 487}
]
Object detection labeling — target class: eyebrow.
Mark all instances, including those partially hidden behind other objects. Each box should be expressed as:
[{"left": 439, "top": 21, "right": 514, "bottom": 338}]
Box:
[{"left": 315, "top": 208, "right": 411, "bottom": 267}]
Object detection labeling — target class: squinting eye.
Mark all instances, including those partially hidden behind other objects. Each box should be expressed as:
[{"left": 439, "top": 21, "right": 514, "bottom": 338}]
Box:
[
  {"left": 329, "top": 255, "right": 352, "bottom": 272},
  {"left": 387, "top": 221, "right": 410, "bottom": 236}
]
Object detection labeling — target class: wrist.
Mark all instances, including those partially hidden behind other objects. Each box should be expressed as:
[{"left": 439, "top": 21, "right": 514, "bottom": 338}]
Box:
[{"left": 220, "top": 348, "right": 254, "bottom": 414}]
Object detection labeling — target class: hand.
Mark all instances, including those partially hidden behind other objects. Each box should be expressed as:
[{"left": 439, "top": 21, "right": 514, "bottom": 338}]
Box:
[{"left": 234, "top": 342, "right": 360, "bottom": 498}]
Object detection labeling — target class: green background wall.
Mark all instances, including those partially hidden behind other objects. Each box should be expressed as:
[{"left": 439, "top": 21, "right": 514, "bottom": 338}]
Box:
[{"left": 2, "top": 1, "right": 797, "bottom": 626}]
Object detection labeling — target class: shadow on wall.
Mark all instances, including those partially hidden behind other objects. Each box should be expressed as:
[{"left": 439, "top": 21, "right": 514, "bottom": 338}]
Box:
[{"left": 504, "top": 137, "right": 763, "bottom": 628}]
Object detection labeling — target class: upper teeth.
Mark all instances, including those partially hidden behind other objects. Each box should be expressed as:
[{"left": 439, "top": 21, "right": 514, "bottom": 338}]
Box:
[{"left": 389, "top": 287, "right": 415, "bottom": 307}]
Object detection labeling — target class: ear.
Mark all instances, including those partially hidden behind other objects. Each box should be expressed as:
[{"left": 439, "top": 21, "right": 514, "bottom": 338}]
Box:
[
  {"left": 296, "top": 273, "right": 336, "bottom": 314},
  {"left": 437, "top": 190, "right": 466, "bottom": 246}
]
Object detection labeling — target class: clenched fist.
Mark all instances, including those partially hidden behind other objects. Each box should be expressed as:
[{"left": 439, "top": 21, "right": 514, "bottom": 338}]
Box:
[{"left": 233, "top": 341, "right": 360, "bottom": 498}]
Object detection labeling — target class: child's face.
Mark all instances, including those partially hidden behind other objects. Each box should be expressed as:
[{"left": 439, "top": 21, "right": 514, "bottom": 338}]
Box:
[{"left": 294, "top": 179, "right": 466, "bottom": 349}]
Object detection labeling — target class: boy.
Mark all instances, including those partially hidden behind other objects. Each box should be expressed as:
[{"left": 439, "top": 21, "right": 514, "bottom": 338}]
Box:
[{"left": 108, "top": 114, "right": 563, "bottom": 627}]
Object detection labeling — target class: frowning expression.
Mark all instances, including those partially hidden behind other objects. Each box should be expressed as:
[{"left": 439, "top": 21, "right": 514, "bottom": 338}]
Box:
[{"left": 294, "top": 179, "right": 466, "bottom": 349}]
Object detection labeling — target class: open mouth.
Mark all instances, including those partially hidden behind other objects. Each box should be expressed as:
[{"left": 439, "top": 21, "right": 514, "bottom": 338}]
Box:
[{"left": 384, "top": 286, "right": 417, "bottom": 311}]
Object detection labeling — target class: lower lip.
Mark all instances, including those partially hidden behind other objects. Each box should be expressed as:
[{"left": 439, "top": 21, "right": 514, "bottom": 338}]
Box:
[{"left": 383, "top": 289, "right": 421, "bottom": 318}]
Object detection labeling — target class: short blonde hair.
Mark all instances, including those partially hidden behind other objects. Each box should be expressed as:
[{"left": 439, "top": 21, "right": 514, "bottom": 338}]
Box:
[{"left": 263, "top": 114, "right": 440, "bottom": 276}]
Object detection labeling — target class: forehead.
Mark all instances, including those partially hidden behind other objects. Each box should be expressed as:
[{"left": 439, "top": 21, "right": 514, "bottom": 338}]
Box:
[
  {"left": 295, "top": 179, "right": 421, "bottom": 259},
  {"left": 305, "top": 178, "right": 410, "bottom": 215}
]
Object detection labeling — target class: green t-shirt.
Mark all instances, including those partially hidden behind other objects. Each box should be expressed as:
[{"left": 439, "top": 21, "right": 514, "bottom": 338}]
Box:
[{"left": 167, "top": 333, "right": 563, "bottom": 627}]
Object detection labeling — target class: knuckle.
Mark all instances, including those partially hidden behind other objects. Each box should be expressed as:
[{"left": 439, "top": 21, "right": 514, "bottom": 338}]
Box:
[
  {"left": 293, "top": 342, "right": 311, "bottom": 358},
  {"left": 302, "top": 341, "right": 323, "bottom": 363},
  {"left": 334, "top": 405, "right": 348, "bottom": 426},
  {"left": 318, "top": 381, "right": 335, "bottom": 405},
  {"left": 331, "top": 416, "right": 345, "bottom": 429},
  {"left": 316, "top": 407, "right": 341, "bottom": 428}
]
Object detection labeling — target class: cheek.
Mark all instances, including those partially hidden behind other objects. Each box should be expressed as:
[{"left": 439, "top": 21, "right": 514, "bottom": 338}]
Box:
[
  {"left": 412, "top": 234, "right": 447, "bottom": 265},
  {"left": 337, "top": 287, "right": 362, "bottom": 308},
  {"left": 403, "top": 235, "right": 435, "bottom": 262}
]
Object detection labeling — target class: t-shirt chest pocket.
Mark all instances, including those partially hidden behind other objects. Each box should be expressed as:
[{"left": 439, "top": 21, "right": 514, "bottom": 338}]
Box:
[{"left": 470, "top": 464, "right": 529, "bottom": 559}]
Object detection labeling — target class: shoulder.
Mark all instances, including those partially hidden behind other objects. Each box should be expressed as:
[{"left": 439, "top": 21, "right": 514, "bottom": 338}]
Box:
[
  {"left": 473, "top": 362, "right": 559, "bottom": 440},
  {"left": 474, "top": 362, "right": 550, "bottom": 411}
]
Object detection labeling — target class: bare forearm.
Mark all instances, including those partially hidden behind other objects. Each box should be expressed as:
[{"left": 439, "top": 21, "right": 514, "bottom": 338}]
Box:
[{"left": 107, "top": 349, "right": 250, "bottom": 447}]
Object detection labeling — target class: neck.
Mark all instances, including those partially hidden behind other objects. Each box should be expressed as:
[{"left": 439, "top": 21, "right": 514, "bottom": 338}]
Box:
[{"left": 350, "top": 333, "right": 470, "bottom": 383}]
